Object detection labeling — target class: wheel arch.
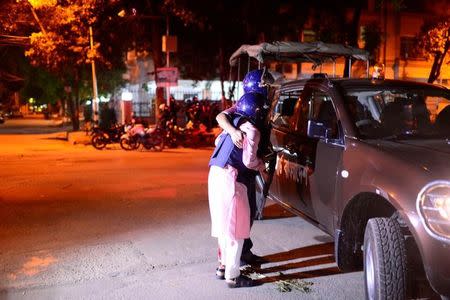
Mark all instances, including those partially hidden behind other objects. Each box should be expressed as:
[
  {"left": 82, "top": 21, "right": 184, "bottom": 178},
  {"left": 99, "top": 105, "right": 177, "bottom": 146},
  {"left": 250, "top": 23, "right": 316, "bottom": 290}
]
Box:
[{"left": 335, "top": 192, "right": 397, "bottom": 272}]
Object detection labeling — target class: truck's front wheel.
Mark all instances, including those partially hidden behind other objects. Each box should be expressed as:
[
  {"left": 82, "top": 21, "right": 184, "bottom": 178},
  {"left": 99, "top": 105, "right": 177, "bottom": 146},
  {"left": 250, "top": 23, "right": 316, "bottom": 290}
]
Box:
[{"left": 364, "top": 217, "right": 407, "bottom": 300}]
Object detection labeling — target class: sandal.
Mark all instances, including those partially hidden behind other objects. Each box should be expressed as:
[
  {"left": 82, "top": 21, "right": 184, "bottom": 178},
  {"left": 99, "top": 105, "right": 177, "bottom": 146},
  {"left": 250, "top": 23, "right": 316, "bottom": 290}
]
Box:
[
  {"left": 216, "top": 266, "right": 225, "bottom": 280},
  {"left": 226, "top": 275, "right": 254, "bottom": 288}
]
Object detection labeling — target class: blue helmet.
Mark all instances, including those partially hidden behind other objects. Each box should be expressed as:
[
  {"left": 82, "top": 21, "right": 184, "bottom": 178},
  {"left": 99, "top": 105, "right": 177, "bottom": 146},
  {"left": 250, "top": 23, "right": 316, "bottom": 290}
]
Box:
[
  {"left": 236, "top": 92, "right": 267, "bottom": 125},
  {"left": 242, "top": 69, "right": 274, "bottom": 97}
]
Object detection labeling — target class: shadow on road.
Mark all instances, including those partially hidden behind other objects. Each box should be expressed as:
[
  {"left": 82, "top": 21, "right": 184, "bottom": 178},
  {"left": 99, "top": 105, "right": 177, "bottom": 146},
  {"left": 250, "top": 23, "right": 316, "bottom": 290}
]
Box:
[
  {"left": 242, "top": 242, "right": 341, "bottom": 284},
  {"left": 40, "top": 135, "right": 68, "bottom": 141},
  {"left": 260, "top": 203, "right": 295, "bottom": 220},
  {"left": 262, "top": 242, "right": 334, "bottom": 263}
]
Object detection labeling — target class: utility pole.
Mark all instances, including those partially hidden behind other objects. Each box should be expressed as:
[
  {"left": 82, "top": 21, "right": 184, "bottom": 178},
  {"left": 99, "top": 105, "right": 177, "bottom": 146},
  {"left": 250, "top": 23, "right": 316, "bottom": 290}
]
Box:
[
  {"left": 165, "top": 15, "right": 170, "bottom": 106},
  {"left": 383, "top": 2, "right": 387, "bottom": 68},
  {"left": 89, "top": 26, "right": 99, "bottom": 125}
]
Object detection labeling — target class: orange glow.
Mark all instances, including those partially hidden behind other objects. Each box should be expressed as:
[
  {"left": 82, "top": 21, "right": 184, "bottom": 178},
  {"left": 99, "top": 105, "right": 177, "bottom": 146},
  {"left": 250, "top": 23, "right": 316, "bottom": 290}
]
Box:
[
  {"left": 8, "top": 255, "right": 57, "bottom": 280},
  {"left": 28, "top": 0, "right": 57, "bottom": 8}
]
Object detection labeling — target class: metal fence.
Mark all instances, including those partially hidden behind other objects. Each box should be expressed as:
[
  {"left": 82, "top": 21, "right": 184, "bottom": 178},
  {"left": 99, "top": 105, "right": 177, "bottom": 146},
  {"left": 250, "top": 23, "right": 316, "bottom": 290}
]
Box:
[
  {"left": 126, "top": 83, "right": 233, "bottom": 122},
  {"left": 132, "top": 100, "right": 156, "bottom": 120}
]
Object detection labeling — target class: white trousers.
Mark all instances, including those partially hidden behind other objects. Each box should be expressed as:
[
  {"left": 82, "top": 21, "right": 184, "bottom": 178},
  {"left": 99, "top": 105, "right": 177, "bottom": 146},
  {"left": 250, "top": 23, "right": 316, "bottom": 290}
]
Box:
[{"left": 218, "top": 236, "right": 244, "bottom": 280}]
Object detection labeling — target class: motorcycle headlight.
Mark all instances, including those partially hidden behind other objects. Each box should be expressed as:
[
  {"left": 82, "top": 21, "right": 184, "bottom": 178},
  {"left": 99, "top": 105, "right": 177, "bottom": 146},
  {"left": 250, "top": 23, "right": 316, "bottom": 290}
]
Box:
[{"left": 417, "top": 180, "right": 450, "bottom": 242}]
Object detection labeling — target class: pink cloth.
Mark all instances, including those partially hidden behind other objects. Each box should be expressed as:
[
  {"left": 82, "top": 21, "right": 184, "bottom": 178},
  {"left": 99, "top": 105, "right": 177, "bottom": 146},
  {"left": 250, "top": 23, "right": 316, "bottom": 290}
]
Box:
[
  {"left": 128, "top": 124, "right": 145, "bottom": 136},
  {"left": 208, "top": 121, "right": 264, "bottom": 240}
]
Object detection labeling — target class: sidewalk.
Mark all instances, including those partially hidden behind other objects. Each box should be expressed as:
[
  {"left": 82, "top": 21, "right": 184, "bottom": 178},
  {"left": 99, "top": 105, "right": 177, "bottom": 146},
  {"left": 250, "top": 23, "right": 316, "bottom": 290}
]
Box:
[
  {"left": 67, "top": 130, "right": 92, "bottom": 145},
  {"left": 0, "top": 117, "right": 71, "bottom": 134}
]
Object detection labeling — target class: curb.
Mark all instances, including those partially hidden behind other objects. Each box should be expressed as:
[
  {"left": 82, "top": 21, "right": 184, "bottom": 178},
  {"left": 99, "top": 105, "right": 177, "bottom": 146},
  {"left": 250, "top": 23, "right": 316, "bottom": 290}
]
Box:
[{"left": 67, "top": 131, "right": 92, "bottom": 145}]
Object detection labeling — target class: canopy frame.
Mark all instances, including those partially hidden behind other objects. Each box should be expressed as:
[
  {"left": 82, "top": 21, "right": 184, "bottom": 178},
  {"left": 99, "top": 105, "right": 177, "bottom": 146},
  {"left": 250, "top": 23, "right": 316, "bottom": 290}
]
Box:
[
  {"left": 229, "top": 41, "right": 370, "bottom": 68},
  {"left": 227, "top": 41, "right": 371, "bottom": 101}
]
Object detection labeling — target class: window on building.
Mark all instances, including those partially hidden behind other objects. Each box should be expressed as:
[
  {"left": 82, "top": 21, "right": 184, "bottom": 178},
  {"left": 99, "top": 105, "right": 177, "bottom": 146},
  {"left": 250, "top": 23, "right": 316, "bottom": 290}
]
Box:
[
  {"left": 284, "top": 64, "right": 293, "bottom": 74},
  {"left": 275, "top": 64, "right": 283, "bottom": 74},
  {"left": 402, "top": 0, "right": 426, "bottom": 13},
  {"left": 302, "top": 30, "right": 316, "bottom": 42},
  {"left": 400, "top": 36, "right": 424, "bottom": 60},
  {"left": 275, "top": 63, "right": 294, "bottom": 75}
]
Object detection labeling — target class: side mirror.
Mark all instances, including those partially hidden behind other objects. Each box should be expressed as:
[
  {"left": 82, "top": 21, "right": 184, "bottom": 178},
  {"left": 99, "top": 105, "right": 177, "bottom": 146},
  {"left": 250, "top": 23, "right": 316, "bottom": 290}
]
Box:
[{"left": 307, "top": 120, "right": 332, "bottom": 139}]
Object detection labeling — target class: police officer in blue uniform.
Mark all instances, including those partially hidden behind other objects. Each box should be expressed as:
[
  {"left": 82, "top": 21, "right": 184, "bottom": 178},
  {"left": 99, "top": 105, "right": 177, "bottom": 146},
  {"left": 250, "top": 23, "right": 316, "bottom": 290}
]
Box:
[
  {"left": 215, "top": 69, "right": 273, "bottom": 265},
  {"left": 209, "top": 92, "right": 268, "bottom": 287}
]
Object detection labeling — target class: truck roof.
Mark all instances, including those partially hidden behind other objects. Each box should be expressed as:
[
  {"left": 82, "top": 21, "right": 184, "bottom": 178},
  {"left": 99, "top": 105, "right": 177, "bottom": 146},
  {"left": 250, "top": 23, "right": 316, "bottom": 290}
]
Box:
[{"left": 279, "top": 78, "right": 449, "bottom": 93}]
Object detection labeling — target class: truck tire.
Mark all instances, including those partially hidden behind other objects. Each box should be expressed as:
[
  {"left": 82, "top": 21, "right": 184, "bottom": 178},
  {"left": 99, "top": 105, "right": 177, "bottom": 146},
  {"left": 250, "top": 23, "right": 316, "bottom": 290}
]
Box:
[{"left": 364, "top": 217, "right": 407, "bottom": 300}]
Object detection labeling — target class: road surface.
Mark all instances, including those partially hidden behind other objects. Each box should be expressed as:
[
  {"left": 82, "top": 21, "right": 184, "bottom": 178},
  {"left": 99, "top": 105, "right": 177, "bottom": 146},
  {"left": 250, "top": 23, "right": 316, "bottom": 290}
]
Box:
[{"left": 0, "top": 119, "right": 364, "bottom": 300}]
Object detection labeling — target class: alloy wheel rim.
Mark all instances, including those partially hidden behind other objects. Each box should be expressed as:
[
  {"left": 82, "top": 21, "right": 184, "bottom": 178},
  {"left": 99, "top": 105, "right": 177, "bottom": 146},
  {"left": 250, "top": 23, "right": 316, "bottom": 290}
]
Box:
[{"left": 365, "top": 239, "right": 375, "bottom": 300}]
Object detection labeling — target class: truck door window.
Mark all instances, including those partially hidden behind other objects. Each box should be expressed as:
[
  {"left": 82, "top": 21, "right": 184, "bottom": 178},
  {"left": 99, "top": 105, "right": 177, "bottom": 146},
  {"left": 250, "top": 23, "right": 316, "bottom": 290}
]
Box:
[
  {"left": 272, "top": 90, "right": 302, "bottom": 130},
  {"left": 295, "top": 92, "right": 310, "bottom": 135},
  {"left": 298, "top": 90, "right": 339, "bottom": 139}
]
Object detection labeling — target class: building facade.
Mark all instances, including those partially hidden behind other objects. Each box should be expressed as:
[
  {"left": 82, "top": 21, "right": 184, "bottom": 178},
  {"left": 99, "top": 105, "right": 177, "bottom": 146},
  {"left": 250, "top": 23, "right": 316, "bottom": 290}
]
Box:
[{"left": 359, "top": 0, "right": 449, "bottom": 84}]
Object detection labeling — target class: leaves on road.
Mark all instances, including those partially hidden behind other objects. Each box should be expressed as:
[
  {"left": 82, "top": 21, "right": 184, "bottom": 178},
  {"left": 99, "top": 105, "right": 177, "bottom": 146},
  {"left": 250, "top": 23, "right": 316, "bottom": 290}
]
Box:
[
  {"left": 244, "top": 269, "right": 314, "bottom": 293},
  {"left": 275, "top": 277, "right": 313, "bottom": 293}
]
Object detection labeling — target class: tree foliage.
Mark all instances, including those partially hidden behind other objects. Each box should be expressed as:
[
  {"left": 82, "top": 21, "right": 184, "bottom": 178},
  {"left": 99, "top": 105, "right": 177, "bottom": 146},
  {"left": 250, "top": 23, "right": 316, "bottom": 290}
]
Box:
[
  {"left": 0, "top": 0, "right": 34, "bottom": 34},
  {"left": 162, "top": 0, "right": 313, "bottom": 99},
  {"left": 1, "top": 0, "right": 127, "bottom": 86},
  {"left": 21, "top": 66, "right": 63, "bottom": 106},
  {"left": 419, "top": 19, "right": 449, "bottom": 83},
  {"left": 0, "top": 0, "right": 128, "bottom": 129},
  {"left": 420, "top": 19, "right": 449, "bottom": 58},
  {"left": 23, "top": 1, "right": 103, "bottom": 72},
  {"left": 362, "top": 22, "right": 382, "bottom": 64}
]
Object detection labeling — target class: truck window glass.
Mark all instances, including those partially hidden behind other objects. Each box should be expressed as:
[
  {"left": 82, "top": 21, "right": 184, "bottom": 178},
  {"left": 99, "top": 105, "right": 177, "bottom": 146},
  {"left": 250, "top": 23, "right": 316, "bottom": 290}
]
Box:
[
  {"left": 272, "top": 90, "right": 302, "bottom": 130},
  {"left": 343, "top": 88, "right": 450, "bottom": 139},
  {"left": 300, "top": 90, "right": 339, "bottom": 139}
]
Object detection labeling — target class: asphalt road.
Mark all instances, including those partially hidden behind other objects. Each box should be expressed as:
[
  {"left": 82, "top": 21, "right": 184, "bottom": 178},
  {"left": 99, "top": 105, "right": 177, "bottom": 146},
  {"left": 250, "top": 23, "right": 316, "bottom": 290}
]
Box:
[{"left": 0, "top": 119, "right": 364, "bottom": 300}]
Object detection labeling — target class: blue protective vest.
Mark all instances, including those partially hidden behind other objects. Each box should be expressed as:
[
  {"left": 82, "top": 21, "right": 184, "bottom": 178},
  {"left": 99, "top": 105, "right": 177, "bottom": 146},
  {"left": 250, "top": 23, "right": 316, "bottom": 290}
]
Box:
[{"left": 209, "top": 115, "right": 258, "bottom": 185}]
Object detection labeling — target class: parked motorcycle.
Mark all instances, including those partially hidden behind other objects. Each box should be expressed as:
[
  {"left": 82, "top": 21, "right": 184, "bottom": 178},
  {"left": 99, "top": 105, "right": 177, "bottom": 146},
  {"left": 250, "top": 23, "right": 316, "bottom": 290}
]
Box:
[
  {"left": 120, "top": 123, "right": 165, "bottom": 151},
  {"left": 164, "top": 120, "right": 215, "bottom": 148},
  {"left": 91, "top": 124, "right": 125, "bottom": 150}
]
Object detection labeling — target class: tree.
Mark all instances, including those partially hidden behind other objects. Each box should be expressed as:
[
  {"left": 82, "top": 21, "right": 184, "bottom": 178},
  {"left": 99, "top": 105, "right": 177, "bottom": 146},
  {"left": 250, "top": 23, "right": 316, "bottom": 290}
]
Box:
[
  {"left": 161, "top": 0, "right": 246, "bottom": 103},
  {"left": 20, "top": 66, "right": 64, "bottom": 107},
  {"left": 0, "top": 0, "right": 127, "bottom": 130},
  {"left": 419, "top": 19, "right": 449, "bottom": 83},
  {"left": 163, "top": 0, "right": 314, "bottom": 104},
  {"left": 362, "top": 22, "right": 382, "bottom": 64},
  {"left": 24, "top": 0, "right": 105, "bottom": 130}
]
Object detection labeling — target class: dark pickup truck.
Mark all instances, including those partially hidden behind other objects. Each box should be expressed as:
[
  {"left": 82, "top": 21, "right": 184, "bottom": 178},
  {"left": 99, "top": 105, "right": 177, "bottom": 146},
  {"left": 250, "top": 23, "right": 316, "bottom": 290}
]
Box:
[{"left": 257, "top": 77, "right": 450, "bottom": 299}]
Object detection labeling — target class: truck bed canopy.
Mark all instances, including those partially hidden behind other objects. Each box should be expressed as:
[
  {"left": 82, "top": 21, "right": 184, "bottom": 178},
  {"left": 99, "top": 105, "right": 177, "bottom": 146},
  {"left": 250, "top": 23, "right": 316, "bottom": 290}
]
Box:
[{"left": 229, "top": 41, "right": 369, "bottom": 67}]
